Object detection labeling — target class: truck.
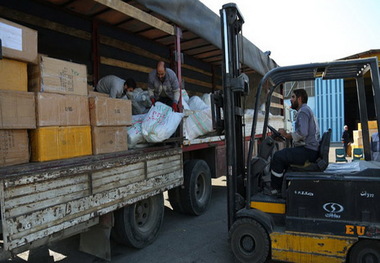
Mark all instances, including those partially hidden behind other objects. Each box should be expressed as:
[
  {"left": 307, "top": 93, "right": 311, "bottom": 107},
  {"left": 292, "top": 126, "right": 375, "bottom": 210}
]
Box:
[
  {"left": 220, "top": 3, "right": 380, "bottom": 263},
  {"left": 0, "top": 0, "right": 283, "bottom": 261}
]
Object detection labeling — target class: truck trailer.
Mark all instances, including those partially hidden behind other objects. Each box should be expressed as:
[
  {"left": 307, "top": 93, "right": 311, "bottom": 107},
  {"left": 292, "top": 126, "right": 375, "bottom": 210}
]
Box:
[{"left": 0, "top": 0, "right": 283, "bottom": 261}]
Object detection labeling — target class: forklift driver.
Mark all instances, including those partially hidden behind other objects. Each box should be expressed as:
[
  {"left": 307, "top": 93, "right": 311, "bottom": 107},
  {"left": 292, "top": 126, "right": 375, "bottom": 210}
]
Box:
[{"left": 268, "top": 89, "right": 320, "bottom": 194}]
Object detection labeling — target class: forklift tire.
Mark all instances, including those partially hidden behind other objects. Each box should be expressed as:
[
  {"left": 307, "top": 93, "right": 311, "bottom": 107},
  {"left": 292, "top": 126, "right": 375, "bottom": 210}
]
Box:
[
  {"left": 112, "top": 193, "right": 164, "bottom": 248},
  {"left": 230, "top": 217, "right": 270, "bottom": 263},
  {"left": 348, "top": 240, "right": 380, "bottom": 263},
  {"left": 168, "top": 159, "right": 212, "bottom": 216}
]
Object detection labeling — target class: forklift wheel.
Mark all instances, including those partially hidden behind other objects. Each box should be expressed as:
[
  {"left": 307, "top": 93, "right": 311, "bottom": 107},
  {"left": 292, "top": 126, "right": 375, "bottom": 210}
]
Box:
[
  {"left": 348, "top": 239, "right": 380, "bottom": 263},
  {"left": 230, "top": 217, "right": 270, "bottom": 263}
]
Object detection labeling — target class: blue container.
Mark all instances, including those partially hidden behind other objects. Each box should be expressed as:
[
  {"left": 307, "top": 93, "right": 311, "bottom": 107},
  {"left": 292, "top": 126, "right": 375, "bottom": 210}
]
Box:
[{"left": 314, "top": 78, "right": 344, "bottom": 142}]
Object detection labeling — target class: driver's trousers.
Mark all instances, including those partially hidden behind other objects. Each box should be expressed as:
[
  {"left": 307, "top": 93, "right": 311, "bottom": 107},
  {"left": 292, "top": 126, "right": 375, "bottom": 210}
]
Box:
[{"left": 271, "top": 146, "right": 319, "bottom": 190}]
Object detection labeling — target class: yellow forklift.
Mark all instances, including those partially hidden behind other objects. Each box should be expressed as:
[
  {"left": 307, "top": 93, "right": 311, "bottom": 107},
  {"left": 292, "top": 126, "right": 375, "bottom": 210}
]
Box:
[{"left": 220, "top": 4, "right": 380, "bottom": 263}]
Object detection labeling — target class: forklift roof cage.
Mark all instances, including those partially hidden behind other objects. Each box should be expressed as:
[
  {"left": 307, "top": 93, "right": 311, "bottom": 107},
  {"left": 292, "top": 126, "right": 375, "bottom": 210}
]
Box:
[{"left": 246, "top": 57, "right": 380, "bottom": 208}]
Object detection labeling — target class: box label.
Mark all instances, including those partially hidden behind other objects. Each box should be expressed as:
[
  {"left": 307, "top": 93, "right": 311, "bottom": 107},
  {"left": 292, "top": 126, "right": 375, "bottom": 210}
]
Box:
[{"left": 0, "top": 22, "right": 22, "bottom": 51}]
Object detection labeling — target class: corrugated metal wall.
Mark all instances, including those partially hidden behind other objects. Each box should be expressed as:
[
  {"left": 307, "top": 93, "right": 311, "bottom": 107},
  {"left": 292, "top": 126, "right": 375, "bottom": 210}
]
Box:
[{"left": 315, "top": 78, "right": 344, "bottom": 142}]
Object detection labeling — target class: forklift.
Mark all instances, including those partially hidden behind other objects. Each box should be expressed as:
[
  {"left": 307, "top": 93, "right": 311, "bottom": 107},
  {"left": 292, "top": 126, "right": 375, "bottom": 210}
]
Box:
[{"left": 220, "top": 4, "right": 380, "bottom": 263}]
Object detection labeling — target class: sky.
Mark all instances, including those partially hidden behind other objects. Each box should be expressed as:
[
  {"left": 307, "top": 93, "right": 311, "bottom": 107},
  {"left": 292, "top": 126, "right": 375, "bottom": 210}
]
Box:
[{"left": 199, "top": 0, "right": 380, "bottom": 66}]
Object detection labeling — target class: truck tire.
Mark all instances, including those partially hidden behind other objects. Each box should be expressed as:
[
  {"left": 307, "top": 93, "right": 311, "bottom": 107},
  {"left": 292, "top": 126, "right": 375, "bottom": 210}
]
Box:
[
  {"left": 348, "top": 240, "right": 380, "bottom": 263},
  {"left": 112, "top": 193, "right": 164, "bottom": 248},
  {"left": 168, "top": 159, "right": 212, "bottom": 216},
  {"left": 230, "top": 217, "right": 270, "bottom": 263}
]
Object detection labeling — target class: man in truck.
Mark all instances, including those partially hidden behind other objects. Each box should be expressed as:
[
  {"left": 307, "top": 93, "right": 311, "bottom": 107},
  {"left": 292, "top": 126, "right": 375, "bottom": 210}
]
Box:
[
  {"left": 269, "top": 89, "right": 320, "bottom": 194},
  {"left": 96, "top": 75, "right": 132, "bottom": 98},
  {"left": 148, "top": 61, "right": 180, "bottom": 112}
]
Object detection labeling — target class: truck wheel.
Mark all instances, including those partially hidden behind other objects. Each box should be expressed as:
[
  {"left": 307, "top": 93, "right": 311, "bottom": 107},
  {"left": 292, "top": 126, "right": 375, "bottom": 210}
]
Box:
[
  {"left": 348, "top": 240, "right": 380, "bottom": 263},
  {"left": 112, "top": 193, "right": 164, "bottom": 248},
  {"left": 230, "top": 217, "right": 270, "bottom": 263},
  {"left": 168, "top": 159, "right": 212, "bottom": 216}
]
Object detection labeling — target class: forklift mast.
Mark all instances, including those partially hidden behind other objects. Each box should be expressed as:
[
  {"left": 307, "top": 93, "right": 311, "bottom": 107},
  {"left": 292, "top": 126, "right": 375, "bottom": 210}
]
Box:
[{"left": 220, "top": 3, "right": 249, "bottom": 229}]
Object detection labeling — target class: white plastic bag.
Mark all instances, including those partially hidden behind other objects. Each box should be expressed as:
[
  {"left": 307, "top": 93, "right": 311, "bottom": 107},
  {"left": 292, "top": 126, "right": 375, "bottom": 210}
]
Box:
[
  {"left": 142, "top": 102, "right": 183, "bottom": 142},
  {"left": 189, "top": 96, "right": 209, "bottom": 111},
  {"left": 182, "top": 89, "right": 190, "bottom": 103},
  {"left": 127, "top": 114, "right": 147, "bottom": 148},
  {"left": 201, "top": 93, "right": 211, "bottom": 108},
  {"left": 184, "top": 108, "right": 213, "bottom": 140}
]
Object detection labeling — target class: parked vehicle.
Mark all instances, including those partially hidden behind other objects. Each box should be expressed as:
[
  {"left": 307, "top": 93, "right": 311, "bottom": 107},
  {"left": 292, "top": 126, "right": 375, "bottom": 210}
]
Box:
[
  {"left": 220, "top": 3, "right": 380, "bottom": 263},
  {"left": 0, "top": 0, "right": 281, "bottom": 261}
]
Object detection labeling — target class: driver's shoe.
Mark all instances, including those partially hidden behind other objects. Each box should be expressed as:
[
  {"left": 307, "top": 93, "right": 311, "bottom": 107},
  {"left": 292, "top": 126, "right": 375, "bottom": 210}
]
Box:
[{"left": 263, "top": 184, "right": 281, "bottom": 196}]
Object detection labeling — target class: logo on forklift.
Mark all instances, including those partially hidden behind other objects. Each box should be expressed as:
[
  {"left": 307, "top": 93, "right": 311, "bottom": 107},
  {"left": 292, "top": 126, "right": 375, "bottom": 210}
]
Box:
[{"left": 323, "top": 202, "right": 344, "bottom": 219}]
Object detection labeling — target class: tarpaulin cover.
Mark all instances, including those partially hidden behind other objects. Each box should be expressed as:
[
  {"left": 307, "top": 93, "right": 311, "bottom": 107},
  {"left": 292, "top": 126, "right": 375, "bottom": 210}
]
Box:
[{"left": 136, "top": 0, "right": 278, "bottom": 75}]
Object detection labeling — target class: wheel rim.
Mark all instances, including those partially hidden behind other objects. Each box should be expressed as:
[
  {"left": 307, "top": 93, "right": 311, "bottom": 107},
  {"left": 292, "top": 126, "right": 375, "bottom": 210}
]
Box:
[
  {"left": 358, "top": 250, "right": 380, "bottom": 263},
  {"left": 134, "top": 199, "right": 155, "bottom": 232},
  {"left": 240, "top": 234, "right": 256, "bottom": 254},
  {"left": 195, "top": 172, "right": 207, "bottom": 203}
]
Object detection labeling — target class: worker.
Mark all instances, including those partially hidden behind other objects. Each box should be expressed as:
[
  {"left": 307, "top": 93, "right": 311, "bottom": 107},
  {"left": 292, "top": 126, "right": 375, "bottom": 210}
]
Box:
[
  {"left": 96, "top": 75, "right": 131, "bottom": 98},
  {"left": 341, "top": 125, "right": 351, "bottom": 156},
  {"left": 268, "top": 89, "right": 319, "bottom": 194},
  {"left": 124, "top": 78, "right": 152, "bottom": 115},
  {"left": 148, "top": 61, "right": 180, "bottom": 112}
]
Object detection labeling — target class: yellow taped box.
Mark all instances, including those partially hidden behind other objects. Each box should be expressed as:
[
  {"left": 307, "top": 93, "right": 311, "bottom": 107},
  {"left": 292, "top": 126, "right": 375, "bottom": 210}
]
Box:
[
  {"left": 36, "top": 93, "right": 90, "bottom": 127},
  {"left": 0, "top": 90, "right": 36, "bottom": 129},
  {"left": 0, "top": 18, "right": 38, "bottom": 64},
  {"left": 0, "top": 58, "right": 27, "bottom": 91},
  {"left": 92, "top": 126, "right": 128, "bottom": 155},
  {"left": 0, "top": 130, "right": 29, "bottom": 167},
  {"left": 30, "top": 126, "right": 92, "bottom": 162},
  {"left": 358, "top": 121, "right": 378, "bottom": 130},
  {"left": 28, "top": 55, "right": 88, "bottom": 96},
  {"left": 89, "top": 96, "right": 132, "bottom": 126}
]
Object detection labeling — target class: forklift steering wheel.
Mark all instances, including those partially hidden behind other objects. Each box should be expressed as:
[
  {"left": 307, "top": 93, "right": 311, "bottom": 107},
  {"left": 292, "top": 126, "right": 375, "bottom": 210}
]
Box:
[{"left": 267, "top": 125, "right": 286, "bottom": 141}]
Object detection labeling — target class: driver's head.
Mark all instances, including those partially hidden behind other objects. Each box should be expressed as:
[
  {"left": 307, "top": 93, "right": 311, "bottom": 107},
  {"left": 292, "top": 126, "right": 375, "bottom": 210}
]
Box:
[{"left": 290, "top": 89, "right": 308, "bottom": 110}]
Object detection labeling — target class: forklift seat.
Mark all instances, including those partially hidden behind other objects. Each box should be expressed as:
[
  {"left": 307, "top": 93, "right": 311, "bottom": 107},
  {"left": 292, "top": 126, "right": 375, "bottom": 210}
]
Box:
[{"left": 289, "top": 129, "right": 332, "bottom": 172}]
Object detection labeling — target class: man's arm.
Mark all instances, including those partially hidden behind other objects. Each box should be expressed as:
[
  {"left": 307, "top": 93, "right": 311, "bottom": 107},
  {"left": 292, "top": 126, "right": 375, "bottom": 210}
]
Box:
[
  {"left": 109, "top": 87, "right": 118, "bottom": 98},
  {"left": 291, "top": 111, "right": 309, "bottom": 142},
  {"left": 169, "top": 70, "right": 180, "bottom": 103}
]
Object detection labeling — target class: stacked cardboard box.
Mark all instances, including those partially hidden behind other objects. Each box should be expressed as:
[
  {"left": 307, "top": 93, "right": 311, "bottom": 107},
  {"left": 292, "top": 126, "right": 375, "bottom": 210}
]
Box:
[
  {"left": 0, "top": 18, "right": 38, "bottom": 167},
  {"left": 351, "top": 121, "right": 378, "bottom": 157},
  {"left": 29, "top": 55, "right": 92, "bottom": 162},
  {"left": 89, "top": 95, "right": 132, "bottom": 154}
]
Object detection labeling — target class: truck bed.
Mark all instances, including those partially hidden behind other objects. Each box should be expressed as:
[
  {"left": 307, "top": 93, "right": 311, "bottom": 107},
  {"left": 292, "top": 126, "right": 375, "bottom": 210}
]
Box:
[{"left": 0, "top": 146, "right": 183, "bottom": 254}]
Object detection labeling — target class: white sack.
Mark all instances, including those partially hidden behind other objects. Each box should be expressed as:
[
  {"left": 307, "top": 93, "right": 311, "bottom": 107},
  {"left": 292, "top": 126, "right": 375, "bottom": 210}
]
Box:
[
  {"left": 142, "top": 102, "right": 183, "bottom": 143},
  {"left": 127, "top": 114, "right": 147, "bottom": 148}
]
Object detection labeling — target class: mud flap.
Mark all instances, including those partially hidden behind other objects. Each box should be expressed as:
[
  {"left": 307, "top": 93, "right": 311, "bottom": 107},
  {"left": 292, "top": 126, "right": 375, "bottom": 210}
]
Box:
[{"left": 79, "top": 213, "right": 114, "bottom": 261}]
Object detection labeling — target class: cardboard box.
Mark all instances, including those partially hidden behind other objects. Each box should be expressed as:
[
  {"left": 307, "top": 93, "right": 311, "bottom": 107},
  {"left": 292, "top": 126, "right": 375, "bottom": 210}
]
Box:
[
  {"left": 89, "top": 96, "right": 132, "bottom": 126},
  {"left": 0, "top": 18, "right": 38, "bottom": 64},
  {"left": 0, "top": 58, "right": 28, "bottom": 91},
  {"left": 0, "top": 130, "right": 29, "bottom": 167},
  {"left": 36, "top": 93, "right": 90, "bottom": 127},
  {"left": 28, "top": 55, "right": 88, "bottom": 96},
  {"left": 92, "top": 126, "right": 128, "bottom": 154},
  {"left": 0, "top": 90, "right": 36, "bottom": 129},
  {"left": 358, "top": 121, "right": 378, "bottom": 130},
  {"left": 30, "top": 126, "right": 92, "bottom": 162}
]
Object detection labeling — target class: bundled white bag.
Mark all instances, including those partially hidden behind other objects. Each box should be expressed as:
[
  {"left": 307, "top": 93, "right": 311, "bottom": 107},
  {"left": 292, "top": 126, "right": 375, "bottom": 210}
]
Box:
[
  {"left": 184, "top": 108, "right": 213, "bottom": 140},
  {"left": 142, "top": 102, "right": 183, "bottom": 143},
  {"left": 127, "top": 114, "right": 147, "bottom": 148},
  {"left": 184, "top": 95, "right": 213, "bottom": 140},
  {"left": 188, "top": 96, "right": 209, "bottom": 111}
]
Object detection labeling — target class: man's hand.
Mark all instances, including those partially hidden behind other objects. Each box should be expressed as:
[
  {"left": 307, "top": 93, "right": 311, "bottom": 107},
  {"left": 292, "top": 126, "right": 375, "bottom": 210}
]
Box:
[
  {"left": 278, "top": 128, "right": 290, "bottom": 140},
  {"left": 172, "top": 102, "right": 178, "bottom": 112},
  {"left": 150, "top": 98, "right": 156, "bottom": 106}
]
